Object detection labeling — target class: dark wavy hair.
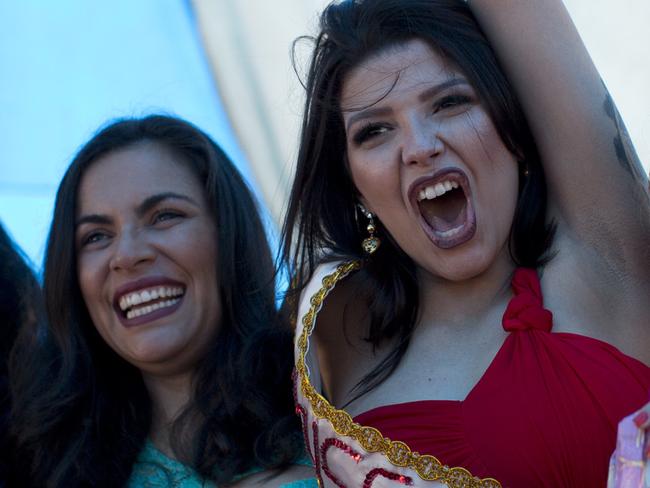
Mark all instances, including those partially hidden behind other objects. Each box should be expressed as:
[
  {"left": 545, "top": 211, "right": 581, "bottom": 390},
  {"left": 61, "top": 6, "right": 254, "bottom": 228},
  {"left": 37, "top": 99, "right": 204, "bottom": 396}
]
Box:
[
  {"left": 9, "top": 115, "right": 303, "bottom": 487},
  {"left": 0, "top": 224, "right": 42, "bottom": 482},
  {"left": 282, "top": 0, "right": 556, "bottom": 399}
]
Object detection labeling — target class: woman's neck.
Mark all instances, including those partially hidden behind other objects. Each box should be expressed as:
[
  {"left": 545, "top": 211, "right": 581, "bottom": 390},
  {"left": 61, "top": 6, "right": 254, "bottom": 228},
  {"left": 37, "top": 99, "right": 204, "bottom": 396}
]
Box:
[
  {"left": 416, "top": 251, "right": 516, "bottom": 328},
  {"left": 142, "top": 371, "right": 193, "bottom": 458}
]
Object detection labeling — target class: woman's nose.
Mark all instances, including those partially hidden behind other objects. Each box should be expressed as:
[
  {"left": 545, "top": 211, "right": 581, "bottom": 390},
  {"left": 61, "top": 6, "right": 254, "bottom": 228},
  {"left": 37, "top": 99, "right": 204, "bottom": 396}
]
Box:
[
  {"left": 109, "top": 230, "right": 155, "bottom": 272},
  {"left": 400, "top": 119, "right": 443, "bottom": 167}
]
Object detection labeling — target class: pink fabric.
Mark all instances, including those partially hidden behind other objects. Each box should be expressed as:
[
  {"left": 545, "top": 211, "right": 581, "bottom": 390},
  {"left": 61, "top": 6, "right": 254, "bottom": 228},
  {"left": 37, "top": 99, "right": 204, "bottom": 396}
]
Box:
[
  {"left": 354, "top": 268, "right": 650, "bottom": 487},
  {"left": 608, "top": 414, "right": 648, "bottom": 487}
]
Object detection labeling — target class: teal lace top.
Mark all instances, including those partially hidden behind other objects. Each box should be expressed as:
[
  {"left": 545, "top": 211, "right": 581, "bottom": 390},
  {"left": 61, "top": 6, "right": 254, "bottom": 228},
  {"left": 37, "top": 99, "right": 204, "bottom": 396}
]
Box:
[{"left": 127, "top": 441, "right": 317, "bottom": 488}]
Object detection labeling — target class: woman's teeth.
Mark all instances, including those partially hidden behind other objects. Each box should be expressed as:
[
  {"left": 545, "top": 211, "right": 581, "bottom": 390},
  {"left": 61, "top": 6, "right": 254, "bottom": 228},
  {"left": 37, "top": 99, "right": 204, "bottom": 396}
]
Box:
[
  {"left": 125, "top": 298, "right": 181, "bottom": 320},
  {"left": 436, "top": 225, "right": 465, "bottom": 238},
  {"left": 417, "top": 180, "right": 459, "bottom": 201},
  {"left": 118, "top": 286, "right": 185, "bottom": 319}
]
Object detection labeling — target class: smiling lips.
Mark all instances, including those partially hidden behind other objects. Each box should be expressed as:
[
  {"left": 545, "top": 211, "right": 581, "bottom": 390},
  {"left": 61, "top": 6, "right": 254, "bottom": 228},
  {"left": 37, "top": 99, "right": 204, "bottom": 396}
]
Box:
[
  {"left": 411, "top": 168, "right": 476, "bottom": 249},
  {"left": 114, "top": 279, "right": 186, "bottom": 327}
]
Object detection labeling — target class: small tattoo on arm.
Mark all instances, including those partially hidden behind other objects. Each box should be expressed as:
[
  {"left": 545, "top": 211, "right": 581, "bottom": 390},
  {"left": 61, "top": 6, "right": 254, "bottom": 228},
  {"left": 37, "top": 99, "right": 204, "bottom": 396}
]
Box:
[{"left": 602, "top": 84, "right": 646, "bottom": 183}]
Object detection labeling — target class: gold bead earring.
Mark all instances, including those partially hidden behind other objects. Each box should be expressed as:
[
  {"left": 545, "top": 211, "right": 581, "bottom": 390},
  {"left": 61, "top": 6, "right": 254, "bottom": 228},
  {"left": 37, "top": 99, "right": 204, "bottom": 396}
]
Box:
[{"left": 358, "top": 205, "right": 381, "bottom": 254}]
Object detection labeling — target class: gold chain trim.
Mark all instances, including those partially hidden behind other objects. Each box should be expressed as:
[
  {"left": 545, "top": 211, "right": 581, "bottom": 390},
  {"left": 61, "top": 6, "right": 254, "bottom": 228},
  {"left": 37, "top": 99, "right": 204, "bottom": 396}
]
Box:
[{"left": 296, "top": 261, "right": 502, "bottom": 488}]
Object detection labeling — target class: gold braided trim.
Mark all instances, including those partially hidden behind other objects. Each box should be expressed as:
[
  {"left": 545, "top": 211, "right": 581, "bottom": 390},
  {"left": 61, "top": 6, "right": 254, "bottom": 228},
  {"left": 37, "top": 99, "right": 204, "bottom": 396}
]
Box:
[{"left": 296, "top": 261, "right": 502, "bottom": 488}]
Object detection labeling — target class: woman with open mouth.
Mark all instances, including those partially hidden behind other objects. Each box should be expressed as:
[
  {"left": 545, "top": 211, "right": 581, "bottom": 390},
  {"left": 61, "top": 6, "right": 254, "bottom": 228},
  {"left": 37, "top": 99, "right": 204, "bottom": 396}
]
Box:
[
  {"left": 8, "top": 116, "right": 317, "bottom": 487},
  {"left": 282, "top": 0, "right": 650, "bottom": 486}
]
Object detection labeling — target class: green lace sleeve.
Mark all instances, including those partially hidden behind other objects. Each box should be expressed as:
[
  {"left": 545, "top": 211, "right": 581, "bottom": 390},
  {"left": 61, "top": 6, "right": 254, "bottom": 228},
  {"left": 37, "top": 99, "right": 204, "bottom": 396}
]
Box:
[
  {"left": 279, "top": 478, "right": 319, "bottom": 488},
  {"left": 128, "top": 442, "right": 317, "bottom": 488},
  {"left": 127, "top": 441, "right": 216, "bottom": 488}
]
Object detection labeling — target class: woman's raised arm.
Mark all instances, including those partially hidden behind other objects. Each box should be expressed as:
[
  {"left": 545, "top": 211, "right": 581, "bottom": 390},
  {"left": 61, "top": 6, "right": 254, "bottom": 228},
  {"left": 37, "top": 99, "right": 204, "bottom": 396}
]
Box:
[{"left": 469, "top": 0, "right": 649, "bottom": 279}]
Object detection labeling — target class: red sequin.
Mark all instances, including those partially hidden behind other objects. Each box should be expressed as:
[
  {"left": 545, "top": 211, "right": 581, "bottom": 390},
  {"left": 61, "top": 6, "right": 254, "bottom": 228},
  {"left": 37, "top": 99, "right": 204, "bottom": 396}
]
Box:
[
  {"left": 320, "top": 437, "right": 364, "bottom": 487},
  {"left": 312, "top": 421, "right": 325, "bottom": 487},
  {"left": 362, "top": 468, "right": 413, "bottom": 487}
]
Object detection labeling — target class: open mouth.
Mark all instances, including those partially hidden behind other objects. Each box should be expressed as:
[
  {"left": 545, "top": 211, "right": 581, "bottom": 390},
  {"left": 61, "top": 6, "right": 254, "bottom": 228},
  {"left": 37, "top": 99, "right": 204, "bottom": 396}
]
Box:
[
  {"left": 117, "top": 285, "right": 185, "bottom": 321},
  {"left": 412, "top": 170, "right": 476, "bottom": 248}
]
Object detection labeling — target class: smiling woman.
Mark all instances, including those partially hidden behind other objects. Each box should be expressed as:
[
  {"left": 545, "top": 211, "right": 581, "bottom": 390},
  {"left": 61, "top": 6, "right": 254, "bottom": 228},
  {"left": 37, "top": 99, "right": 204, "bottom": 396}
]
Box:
[
  {"left": 76, "top": 143, "right": 221, "bottom": 378},
  {"left": 7, "top": 116, "right": 316, "bottom": 487}
]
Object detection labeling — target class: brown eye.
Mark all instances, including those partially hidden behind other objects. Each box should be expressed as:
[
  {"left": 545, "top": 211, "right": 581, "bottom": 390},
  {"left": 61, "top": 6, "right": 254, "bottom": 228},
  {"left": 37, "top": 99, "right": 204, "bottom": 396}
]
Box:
[
  {"left": 352, "top": 123, "right": 390, "bottom": 145},
  {"left": 434, "top": 95, "right": 472, "bottom": 113},
  {"left": 80, "top": 230, "right": 109, "bottom": 248},
  {"left": 152, "top": 209, "right": 184, "bottom": 225}
]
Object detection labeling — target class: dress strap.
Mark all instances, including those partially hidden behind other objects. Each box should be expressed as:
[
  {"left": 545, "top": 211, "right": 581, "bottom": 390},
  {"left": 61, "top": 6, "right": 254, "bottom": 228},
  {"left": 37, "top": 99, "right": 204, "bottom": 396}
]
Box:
[{"left": 502, "top": 268, "right": 553, "bottom": 332}]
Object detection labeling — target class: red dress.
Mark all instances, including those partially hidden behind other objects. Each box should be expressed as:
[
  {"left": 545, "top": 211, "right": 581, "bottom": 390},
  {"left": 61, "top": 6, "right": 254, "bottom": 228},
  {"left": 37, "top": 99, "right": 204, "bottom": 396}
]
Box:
[{"left": 354, "top": 268, "right": 650, "bottom": 487}]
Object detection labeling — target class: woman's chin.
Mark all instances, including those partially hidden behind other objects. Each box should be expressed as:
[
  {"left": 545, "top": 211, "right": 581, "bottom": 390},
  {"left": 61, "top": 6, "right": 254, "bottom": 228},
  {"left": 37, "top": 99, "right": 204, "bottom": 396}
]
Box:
[
  {"left": 415, "top": 240, "right": 510, "bottom": 284},
  {"left": 122, "top": 342, "right": 186, "bottom": 373}
]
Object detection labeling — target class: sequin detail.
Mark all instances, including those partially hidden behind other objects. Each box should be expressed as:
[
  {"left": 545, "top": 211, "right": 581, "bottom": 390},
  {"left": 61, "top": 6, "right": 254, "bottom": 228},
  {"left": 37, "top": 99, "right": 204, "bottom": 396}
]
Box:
[
  {"left": 296, "top": 261, "right": 502, "bottom": 488},
  {"left": 321, "top": 438, "right": 364, "bottom": 487},
  {"left": 312, "top": 421, "right": 326, "bottom": 488},
  {"left": 363, "top": 468, "right": 413, "bottom": 487}
]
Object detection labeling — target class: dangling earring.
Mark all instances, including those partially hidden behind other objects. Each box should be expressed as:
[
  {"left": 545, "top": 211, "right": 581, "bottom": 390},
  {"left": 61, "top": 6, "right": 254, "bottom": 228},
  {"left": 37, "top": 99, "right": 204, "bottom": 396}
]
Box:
[{"left": 358, "top": 204, "right": 381, "bottom": 254}]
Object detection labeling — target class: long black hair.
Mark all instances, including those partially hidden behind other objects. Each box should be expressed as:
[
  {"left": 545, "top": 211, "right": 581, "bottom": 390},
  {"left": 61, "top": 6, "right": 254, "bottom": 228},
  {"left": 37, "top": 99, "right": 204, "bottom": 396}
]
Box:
[
  {"left": 282, "top": 0, "right": 556, "bottom": 399},
  {"left": 0, "top": 224, "right": 42, "bottom": 483},
  {"left": 10, "top": 115, "right": 303, "bottom": 487}
]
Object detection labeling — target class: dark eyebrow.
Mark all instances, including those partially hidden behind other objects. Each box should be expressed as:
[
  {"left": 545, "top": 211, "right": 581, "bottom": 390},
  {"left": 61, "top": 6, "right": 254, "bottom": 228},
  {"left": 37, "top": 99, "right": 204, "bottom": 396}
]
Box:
[
  {"left": 75, "top": 192, "right": 200, "bottom": 229},
  {"left": 135, "top": 192, "right": 200, "bottom": 218},
  {"left": 75, "top": 214, "right": 112, "bottom": 229},
  {"left": 416, "top": 78, "right": 469, "bottom": 103},
  {"left": 344, "top": 78, "right": 470, "bottom": 133}
]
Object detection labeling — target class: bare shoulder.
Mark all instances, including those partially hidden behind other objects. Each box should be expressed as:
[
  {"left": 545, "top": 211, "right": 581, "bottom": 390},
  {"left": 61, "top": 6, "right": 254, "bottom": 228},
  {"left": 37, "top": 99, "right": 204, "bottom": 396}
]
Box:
[
  {"left": 231, "top": 465, "right": 316, "bottom": 488},
  {"left": 309, "top": 269, "right": 382, "bottom": 406},
  {"left": 313, "top": 269, "right": 369, "bottom": 341},
  {"left": 540, "top": 232, "right": 650, "bottom": 365}
]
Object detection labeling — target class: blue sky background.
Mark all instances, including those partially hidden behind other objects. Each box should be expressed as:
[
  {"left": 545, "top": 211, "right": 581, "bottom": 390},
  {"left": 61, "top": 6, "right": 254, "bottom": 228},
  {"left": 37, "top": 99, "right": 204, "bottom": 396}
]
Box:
[{"left": 0, "top": 0, "right": 262, "bottom": 270}]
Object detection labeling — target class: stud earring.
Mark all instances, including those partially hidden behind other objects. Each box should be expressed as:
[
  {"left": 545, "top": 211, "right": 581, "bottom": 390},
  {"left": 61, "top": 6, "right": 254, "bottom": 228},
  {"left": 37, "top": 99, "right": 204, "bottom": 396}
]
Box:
[{"left": 358, "top": 205, "right": 381, "bottom": 254}]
